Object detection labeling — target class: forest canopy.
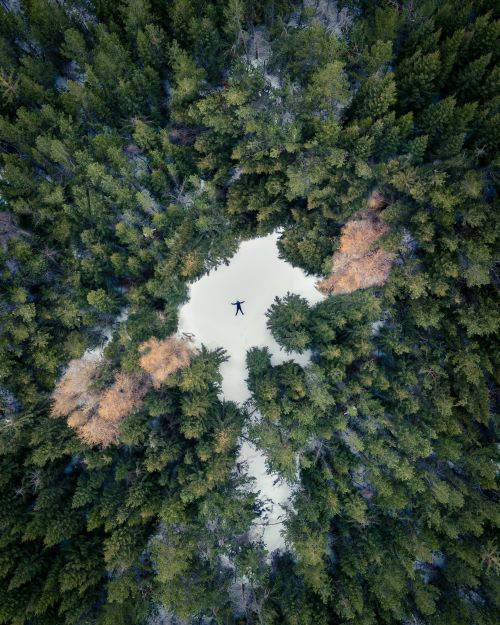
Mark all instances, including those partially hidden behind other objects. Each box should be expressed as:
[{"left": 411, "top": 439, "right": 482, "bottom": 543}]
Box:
[{"left": 0, "top": 1, "right": 498, "bottom": 625}]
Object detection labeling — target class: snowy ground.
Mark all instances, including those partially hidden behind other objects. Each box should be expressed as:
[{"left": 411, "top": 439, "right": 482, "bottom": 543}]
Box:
[
  {"left": 178, "top": 232, "right": 324, "bottom": 551},
  {"left": 81, "top": 308, "right": 129, "bottom": 363}
]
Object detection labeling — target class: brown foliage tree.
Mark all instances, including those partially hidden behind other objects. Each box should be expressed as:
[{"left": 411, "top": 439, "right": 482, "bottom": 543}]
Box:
[
  {"left": 139, "top": 336, "right": 194, "bottom": 388},
  {"left": 51, "top": 357, "right": 101, "bottom": 425},
  {"left": 77, "top": 416, "right": 119, "bottom": 447},
  {"left": 318, "top": 196, "right": 394, "bottom": 295},
  {"left": 97, "top": 371, "right": 148, "bottom": 424},
  {"left": 52, "top": 335, "right": 194, "bottom": 446},
  {"left": 51, "top": 357, "right": 147, "bottom": 447}
]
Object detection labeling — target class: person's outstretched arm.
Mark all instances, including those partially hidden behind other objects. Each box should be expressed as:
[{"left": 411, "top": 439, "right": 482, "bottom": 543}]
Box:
[{"left": 231, "top": 302, "right": 236, "bottom": 305}]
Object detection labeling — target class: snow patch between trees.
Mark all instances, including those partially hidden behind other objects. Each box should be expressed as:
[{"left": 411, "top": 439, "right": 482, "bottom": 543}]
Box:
[{"left": 178, "top": 232, "right": 324, "bottom": 551}]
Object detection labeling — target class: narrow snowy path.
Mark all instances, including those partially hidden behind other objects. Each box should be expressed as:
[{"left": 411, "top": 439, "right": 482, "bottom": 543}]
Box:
[{"left": 178, "top": 232, "right": 324, "bottom": 551}]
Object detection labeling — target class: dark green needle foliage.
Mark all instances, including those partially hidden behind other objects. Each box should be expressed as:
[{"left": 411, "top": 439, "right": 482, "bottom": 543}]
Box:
[
  {"left": 266, "top": 292, "right": 311, "bottom": 353},
  {"left": 0, "top": 0, "right": 498, "bottom": 624}
]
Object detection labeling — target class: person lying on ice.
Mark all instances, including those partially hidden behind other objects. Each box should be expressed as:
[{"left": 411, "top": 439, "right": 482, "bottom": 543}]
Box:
[{"left": 231, "top": 300, "right": 245, "bottom": 316}]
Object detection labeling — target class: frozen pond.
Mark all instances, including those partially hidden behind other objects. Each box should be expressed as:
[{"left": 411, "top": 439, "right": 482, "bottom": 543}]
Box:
[{"left": 178, "top": 232, "right": 324, "bottom": 551}]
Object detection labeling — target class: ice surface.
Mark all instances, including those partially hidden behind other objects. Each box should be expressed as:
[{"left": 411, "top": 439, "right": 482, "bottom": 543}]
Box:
[{"left": 178, "top": 232, "right": 324, "bottom": 551}]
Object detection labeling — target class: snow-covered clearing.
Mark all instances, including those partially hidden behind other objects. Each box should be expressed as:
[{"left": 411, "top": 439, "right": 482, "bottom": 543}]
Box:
[
  {"left": 178, "top": 232, "right": 324, "bottom": 551},
  {"left": 81, "top": 307, "right": 129, "bottom": 363}
]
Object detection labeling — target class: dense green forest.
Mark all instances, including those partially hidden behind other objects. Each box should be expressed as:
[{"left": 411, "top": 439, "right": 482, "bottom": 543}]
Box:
[{"left": 0, "top": 0, "right": 498, "bottom": 624}]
